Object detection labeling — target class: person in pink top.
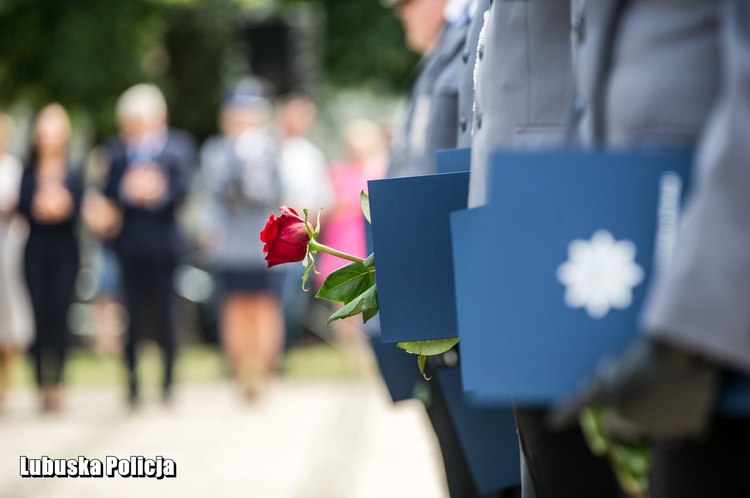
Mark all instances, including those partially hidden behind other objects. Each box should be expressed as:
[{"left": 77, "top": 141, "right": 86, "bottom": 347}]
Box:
[{"left": 317, "top": 119, "right": 387, "bottom": 285}]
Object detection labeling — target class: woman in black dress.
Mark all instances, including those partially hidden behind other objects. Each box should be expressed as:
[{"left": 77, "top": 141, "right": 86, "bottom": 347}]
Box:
[{"left": 17, "top": 104, "right": 82, "bottom": 412}]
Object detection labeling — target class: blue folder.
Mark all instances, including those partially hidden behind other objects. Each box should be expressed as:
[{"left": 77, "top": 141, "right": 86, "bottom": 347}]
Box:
[
  {"left": 368, "top": 171, "right": 470, "bottom": 343},
  {"left": 437, "top": 147, "right": 471, "bottom": 174},
  {"left": 438, "top": 367, "right": 521, "bottom": 493},
  {"left": 452, "top": 149, "right": 693, "bottom": 404},
  {"left": 452, "top": 149, "right": 750, "bottom": 412},
  {"left": 363, "top": 221, "right": 424, "bottom": 403},
  {"left": 369, "top": 149, "right": 521, "bottom": 491}
]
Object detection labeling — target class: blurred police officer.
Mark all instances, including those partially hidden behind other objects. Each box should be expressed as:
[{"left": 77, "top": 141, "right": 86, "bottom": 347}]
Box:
[
  {"left": 468, "top": 2, "right": 624, "bottom": 497},
  {"left": 387, "top": 0, "right": 468, "bottom": 179},
  {"left": 382, "top": 0, "right": 474, "bottom": 495},
  {"left": 551, "top": 1, "right": 750, "bottom": 496},
  {"left": 375, "top": 0, "right": 524, "bottom": 496}
]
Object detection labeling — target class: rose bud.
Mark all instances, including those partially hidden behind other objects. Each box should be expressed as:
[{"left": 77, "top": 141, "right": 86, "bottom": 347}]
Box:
[{"left": 260, "top": 206, "right": 311, "bottom": 267}]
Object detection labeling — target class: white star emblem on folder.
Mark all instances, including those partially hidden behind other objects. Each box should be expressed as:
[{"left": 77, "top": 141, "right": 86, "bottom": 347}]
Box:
[{"left": 556, "top": 230, "right": 645, "bottom": 319}]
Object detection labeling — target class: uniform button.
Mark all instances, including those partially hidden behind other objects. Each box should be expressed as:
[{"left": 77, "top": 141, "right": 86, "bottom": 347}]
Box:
[
  {"left": 478, "top": 44, "right": 485, "bottom": 60},
  {"left": 461, "top": 48, "right": 470, "bottom": 64},
  {"left": 572, "top": 16, "right": 585, "bottom": 43},
  {"left": 476, "top": 111, "right": 483, "bottom": 129},
  {"left": 459, "top": 115, "right": 468, "bottom": 132}
]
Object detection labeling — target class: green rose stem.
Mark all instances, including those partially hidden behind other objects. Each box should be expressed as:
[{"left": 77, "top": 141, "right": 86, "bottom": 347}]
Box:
[{"left": 308, "top": 239, "right": 366, "bottom": 265}]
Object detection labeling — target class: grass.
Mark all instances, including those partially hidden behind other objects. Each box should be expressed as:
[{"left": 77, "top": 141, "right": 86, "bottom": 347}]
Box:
[{"left": 10, "top": 341, "right": 367, "bottom": 389}]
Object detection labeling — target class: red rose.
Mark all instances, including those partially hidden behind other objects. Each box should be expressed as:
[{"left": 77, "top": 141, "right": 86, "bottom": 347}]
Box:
[{"left": 260, "top": 206, "right": 311, "bottom": 267}]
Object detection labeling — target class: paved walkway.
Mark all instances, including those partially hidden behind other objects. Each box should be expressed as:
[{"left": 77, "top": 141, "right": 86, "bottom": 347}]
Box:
[{"left": 0, "top": 378, "right": 448, "bottom": 498}]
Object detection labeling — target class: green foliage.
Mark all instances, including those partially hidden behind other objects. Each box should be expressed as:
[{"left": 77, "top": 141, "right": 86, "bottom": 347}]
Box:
[
  {"left": 282, "top": 0, "right": 419, "bottom": 91},
  {"left": 397, "top": 338, "right": 460, "bottom": 380},
  {"left": 0, "top": 0, "right": 164, "bottom": 135},
  {"left": 0, "top": 0, "right": 245, "bottom": 139},
  {"left": 580, "top": 408, "right": 652, "bottom": 498},
  {"left": 360, "top": 190, "right": 371, "bottom": 223},
  {"left": 158, "top": 0, "right": 244, "bottom": 140},
  {"left": 397, "top": 338, "right": 460, "bottom": 357},
  {"left": 316, "top": 262, "right": 375, "bottom": 303},
  {"left": 0, "top": 0, "right": 415, "bottom": 139},
  {"left": 327, "top": 284, "right": 378, "bottom": 325}
]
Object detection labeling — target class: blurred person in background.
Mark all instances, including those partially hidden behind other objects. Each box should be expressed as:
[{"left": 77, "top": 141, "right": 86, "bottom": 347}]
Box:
[
  {"left": 18, "top": 104, "right": 83, "bottom": 413},
  {"left": 0, "top": 111, "right": 33, "bottom": 409},
  {"left": 198, "top": 82, "right": 284, "bottom": 400},
  {"left": 103, "top": 83, "right": 196, "bottom": 407},
  {"left": 276, "top": 94, "right": 335, "bottom": 351},
  {"left": 316, "top": 118, "right": 387, "bottom": 285},
  {"left": 315, "top": 119, "right": 387, "bottom": 359},
  {"left": 277, "top": 94, "right": 334, "bottom": 217},
  {"left": 370, "top": 0, "right": 526, "bottom": 496}
]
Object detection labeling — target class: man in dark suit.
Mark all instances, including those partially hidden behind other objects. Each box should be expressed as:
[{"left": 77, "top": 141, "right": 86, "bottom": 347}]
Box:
[{"left": 103, "top": 83, "right": 196, "bottom": 406}]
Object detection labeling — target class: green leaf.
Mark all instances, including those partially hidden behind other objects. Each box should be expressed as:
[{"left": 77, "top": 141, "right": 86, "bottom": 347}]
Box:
[
  {"left": 360, "top": 191, "right": 371, "bottom": 223},
  {"left": 327, "top": 295, "right": 365, "bottom": 325},
  {"left": 326, "top": 285, "right": 378, "bottom": 326},
  {"left": 316, "top": 262, "right": 375, "bottom": 303},
  {"left": 363, "top": 253, "right": 375, "bottom": 267},
  {"left": 397, "top": 338, "right": 459, "bottom": 356},
  {"left": 580, "top": 406, "right": 652, "bottom": 497},
  {"left": 418, "top": 355, "right": 430, "bottom": 380},
  {"left": 580, "top": 408, "right": 609, "bottom": 455},
  {"left": 361, "top": 284, "right": 378, "bottom": 323}
]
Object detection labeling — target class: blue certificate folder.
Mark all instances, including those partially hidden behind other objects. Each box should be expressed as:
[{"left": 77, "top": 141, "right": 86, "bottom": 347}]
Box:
[
  {"left": 438, "top": 368, "right": 521, "bottom": 493},
  {"left": 452, "top": 149, "right": 750, "bottom": 411},
  {"left": 436, "top": 147, "right": 471, "bottom": 173},
  {"left": 452, "top": 149, "right": 697, "bottom": 404},
  {"left": 368, "top": 171, "right": 470, "bottom": 343}
]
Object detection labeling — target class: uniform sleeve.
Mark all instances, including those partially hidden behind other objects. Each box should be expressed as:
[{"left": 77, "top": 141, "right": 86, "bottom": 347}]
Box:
[
  {"left": 642, "top": 0, "right": 750, "bottom": 372},
  {"left": 199, "top": 137, "right": 234, "bottom": 200}
]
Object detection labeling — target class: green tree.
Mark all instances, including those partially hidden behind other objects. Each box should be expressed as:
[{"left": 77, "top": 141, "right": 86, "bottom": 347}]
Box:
[
  {"left": 286, "top": 0, "right": 418, "bottom": 91},
  {"left": 0, "top": 0, "right": 416, "bottom": 139},
  {"left": 158, "top": 0, "right": 244, "bottom": 140},
  {"left": 0, "top": 0, "right": 164, "bottom": 135}
]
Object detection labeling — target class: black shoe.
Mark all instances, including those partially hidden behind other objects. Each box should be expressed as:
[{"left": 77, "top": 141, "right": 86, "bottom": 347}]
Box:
[{"left": 549, "top": 337, "right": 719, "bottom": 440}]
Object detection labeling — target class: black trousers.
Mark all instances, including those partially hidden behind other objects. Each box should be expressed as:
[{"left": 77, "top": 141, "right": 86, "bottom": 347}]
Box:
[
  {"left": 427, "top": 377, "right": 522, "bottom": 498},
  {"left": 514, "top": 406, "right": 623, "bottom": 498},
  {"left": 427, "top": 376, "right": 480, "bottom": 498},
  {"left": 119, "top": 253, "right": 177, "bottom": 391},
  {"left": 649, "top": 416, "right": 750, "bottom": 498},
  {"left": 24, "top": 238, "right": 78, "bottom": 389}
]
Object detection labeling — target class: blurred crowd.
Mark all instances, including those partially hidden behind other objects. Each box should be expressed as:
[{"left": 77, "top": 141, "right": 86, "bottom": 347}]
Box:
[{"left": 0, "top": 81, "right": 389, "bottom": 413}]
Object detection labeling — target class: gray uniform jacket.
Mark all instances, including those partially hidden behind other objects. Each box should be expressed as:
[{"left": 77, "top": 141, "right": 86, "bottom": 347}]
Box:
[
  {"left": 388, "top": 19, "right": 470, "bottom": 179},
  {"left": 456, "top": 0, "right": 492, "bottom": 149},
  {"left": 199, "top": 131, "right": 282, "bottom": 270},
  {"left": 573, "top": 0, "right": 750, "bottom": 373},
  {"left": 468, "top": 0, "right": 573, "bottom": 207}
]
